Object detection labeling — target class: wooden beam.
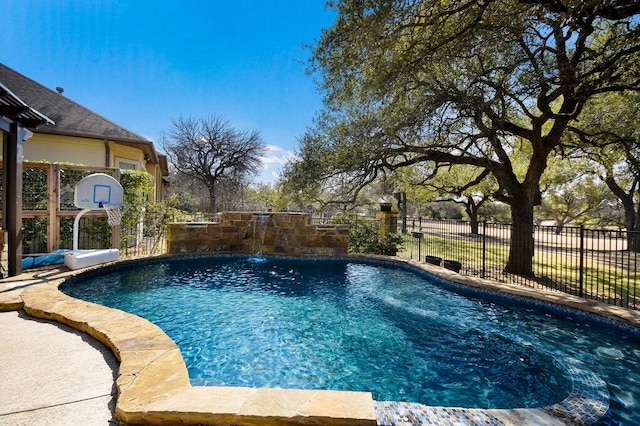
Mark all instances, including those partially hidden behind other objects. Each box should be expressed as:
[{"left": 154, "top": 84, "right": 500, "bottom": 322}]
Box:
[
  {"left": 17, "top": 118, "right": 49, "bottom": 128},
  {"left": 48, "top": 164, "right": 59, "bottom": 252},
  {"left": 0, "top": 105, "right": 29, "bottom": 116},
  {"left": 3, "top": 121, "right": 24, "bottom": 276}
]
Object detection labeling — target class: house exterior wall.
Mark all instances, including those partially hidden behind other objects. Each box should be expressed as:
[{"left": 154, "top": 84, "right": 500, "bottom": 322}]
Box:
[
  {"left": 146, "top": 162, "right": 165, "bottom": 202},
  {"left": 112, "top": 144, "right": 165, "bottom": 202},
  {"left": 24, "top": 133, "right": 105, "bottom": 166},
  {"left": 23, "top": 133, "right": 165, "bottom": 203},
  {"left": 111, "top": 143, "right": 145, "bottom": 170}
]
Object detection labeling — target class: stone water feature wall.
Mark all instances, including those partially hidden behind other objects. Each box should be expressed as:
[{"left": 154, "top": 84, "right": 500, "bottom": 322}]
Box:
[{"left": 167, "top": 212, "right": 350, "bottom": 256}]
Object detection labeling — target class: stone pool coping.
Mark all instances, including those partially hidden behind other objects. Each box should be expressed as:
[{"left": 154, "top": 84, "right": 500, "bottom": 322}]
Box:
[{"left": 1, "top": 254, "right": 638, "bottom": 425}]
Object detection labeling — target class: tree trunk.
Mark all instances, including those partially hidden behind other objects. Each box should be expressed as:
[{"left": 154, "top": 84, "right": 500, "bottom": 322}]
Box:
[
  {"left": 470, "top": 214, "right": 479, "bottom": 235},
  {"left": 604, "top": 175, "right": 638, "bottom": 251},
  {"left": 630, "top": 201, "right": 640, "bottom": 252},
  {"left": 629, "top": 232, "right": 640, "bottom": 252},
  {"left": 505, "top": 197, "right": 535, "bottom": 277},
  {"left": 465, "top": 197, "right": 480, "bottom": 235},
  {"left": 208, "top": 187, "right": 217, "bottom": 214}
]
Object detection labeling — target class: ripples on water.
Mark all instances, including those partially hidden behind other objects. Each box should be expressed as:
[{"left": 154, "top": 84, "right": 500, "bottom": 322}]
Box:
[{"left": 61, "top": 256, "right": 640, "bottom": 424}]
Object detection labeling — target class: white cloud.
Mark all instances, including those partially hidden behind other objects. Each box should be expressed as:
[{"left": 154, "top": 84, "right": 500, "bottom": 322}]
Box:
[
  {"left": 255, "top": 144, "right": 296, "bottom": 184},
  {"left": 259, "top": 145, "right": 290, "bottom": 165}
]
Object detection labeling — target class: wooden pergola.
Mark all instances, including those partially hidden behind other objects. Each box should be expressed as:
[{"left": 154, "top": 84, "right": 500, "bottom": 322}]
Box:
[{"left": 0, "top": 82, "right": 54, "bottom": 277}]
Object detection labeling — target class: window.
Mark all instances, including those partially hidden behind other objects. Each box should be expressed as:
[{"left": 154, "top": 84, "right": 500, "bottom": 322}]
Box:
[{"left": 116, "top": 157, "right": 138, "bottom": 170}]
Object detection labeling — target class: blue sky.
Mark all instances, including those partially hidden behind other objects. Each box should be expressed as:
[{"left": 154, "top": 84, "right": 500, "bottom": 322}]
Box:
[{"left": 1, "top": 0, "right": 335, "bottom": 183}]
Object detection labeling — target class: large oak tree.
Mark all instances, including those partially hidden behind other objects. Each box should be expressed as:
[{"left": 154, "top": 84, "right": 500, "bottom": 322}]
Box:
[{"left": 299, "top": 0, "right": 640, "bottom": 276}]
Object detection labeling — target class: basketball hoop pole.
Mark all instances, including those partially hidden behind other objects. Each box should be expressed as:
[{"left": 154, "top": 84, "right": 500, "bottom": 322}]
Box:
[{"left": 72, "top": 208, "right": 93, "bottom": 251}]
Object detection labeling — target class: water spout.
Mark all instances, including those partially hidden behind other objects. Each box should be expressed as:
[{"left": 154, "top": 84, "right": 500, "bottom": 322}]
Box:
[{"left": 251, "top": 214, "right": 270, "bottom": 257}]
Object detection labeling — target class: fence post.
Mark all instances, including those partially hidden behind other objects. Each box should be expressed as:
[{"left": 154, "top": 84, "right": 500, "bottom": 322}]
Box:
[
  {"left": 579, "top": 225, "right": 584, "bottom": 298},
  {"left": 47, "top": 164, "right": 58, "bottom": 252},
  {"left": 482, "top": 221, "right": 487, "bottom": 278},
  {"left": 412, "top": 232, "right": 423, "bottom": 261},
  {"left": 112, "top": 169, "right": 121, "bottom": 250}
]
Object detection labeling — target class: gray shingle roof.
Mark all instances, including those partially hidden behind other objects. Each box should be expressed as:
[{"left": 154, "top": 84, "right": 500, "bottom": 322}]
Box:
[{"left": 0, "top": 62, "right": 149, "bottom": 144}]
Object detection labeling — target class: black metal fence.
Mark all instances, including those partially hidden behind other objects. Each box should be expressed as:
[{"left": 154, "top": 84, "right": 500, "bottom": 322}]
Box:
[
  {"left": 21, "top": 204, "right": 639, "bottom": 311},
  {"left": 23, "top": 210, "right": 169, "bottom": 259},
  {"left": 23, "top": 209, "right": 261, "bottom": 260},
  {"left": 400, "top": 218, "right": 639, "bottom": 311}
]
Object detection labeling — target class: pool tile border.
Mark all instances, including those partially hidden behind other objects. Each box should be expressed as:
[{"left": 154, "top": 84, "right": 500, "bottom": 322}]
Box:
[
  {"left": 1, "top": 254, "right": 638, "bottom": 425},
  {"left": 375, "top": 355, "right": 609, "bottom": 426}
]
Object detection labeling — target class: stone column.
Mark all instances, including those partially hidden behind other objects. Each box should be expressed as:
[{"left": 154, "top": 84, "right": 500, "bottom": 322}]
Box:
[{"left": 376, "top": 210, "right": 398, "bottom": 240}]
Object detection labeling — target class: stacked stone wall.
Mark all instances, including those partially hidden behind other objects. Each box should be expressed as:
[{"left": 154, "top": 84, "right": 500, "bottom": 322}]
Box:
[
  {"left": 376, "top": 210, "right": 398, "bottom": 240},
  {"left": 167, "top": 212, "right": 349, "bottom": 257}
]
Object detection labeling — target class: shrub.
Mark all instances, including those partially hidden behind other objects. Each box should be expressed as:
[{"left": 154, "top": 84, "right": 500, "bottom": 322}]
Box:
[{"left": 347, "top": 219, "right": 403, "bottom": 256}]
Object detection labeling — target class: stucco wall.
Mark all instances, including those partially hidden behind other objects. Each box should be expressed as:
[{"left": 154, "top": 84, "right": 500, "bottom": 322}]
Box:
[
  {"left": 24, "top": 133, "right": 105, "bottom": 165},
  {"left": 111, "top": 143, "right": 144, "bottom": 170},
  {"left": 167, "top": 212, "right": 349, "bottom": 257},
  {"left": 23, "top": 133, "right": 164, "bottom": 203}
]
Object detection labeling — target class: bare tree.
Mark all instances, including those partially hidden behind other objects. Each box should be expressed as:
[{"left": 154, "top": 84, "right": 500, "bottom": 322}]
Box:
[{"left": 162, "top": 115, "right": 266, "bottom": 213}]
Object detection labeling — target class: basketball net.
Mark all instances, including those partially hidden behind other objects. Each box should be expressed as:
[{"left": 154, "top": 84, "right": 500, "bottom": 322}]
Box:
[{"left": 103, "top": 203, "right": 123, "bottom": 226}]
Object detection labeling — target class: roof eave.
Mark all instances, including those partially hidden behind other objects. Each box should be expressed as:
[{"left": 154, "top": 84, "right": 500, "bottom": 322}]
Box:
[
  {"left": 158, "top": 154, "right": 169, "bottom": 176},
  {"left": 0, "top": 82, "right": 54, "bottom": 128}
]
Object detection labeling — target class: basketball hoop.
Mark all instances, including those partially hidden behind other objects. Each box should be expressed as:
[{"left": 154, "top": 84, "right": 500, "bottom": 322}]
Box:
[
  {"left": 71, "top": 173, "right": 124, "bottom": 251},
  {"left": 103, "top": 203, "right": 123, "bottom": 226}
]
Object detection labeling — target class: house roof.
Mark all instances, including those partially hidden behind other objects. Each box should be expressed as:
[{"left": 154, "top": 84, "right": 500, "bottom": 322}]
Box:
[
  {"left": 0, "top": 63, "right": 159, "bottom": 164},
  {"left": 158, "top": 154, "right": 169, "bottom": 177}
]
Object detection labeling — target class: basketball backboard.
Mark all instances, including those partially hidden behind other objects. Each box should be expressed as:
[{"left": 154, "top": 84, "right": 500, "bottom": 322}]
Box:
[{"left": 74, "top": 173, "right": 124, "bottom": 209}]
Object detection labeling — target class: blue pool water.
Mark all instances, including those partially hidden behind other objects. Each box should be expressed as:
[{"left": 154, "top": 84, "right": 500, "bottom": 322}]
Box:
[{"left": 61, "top": 255, "right": 640, "bottom": 424}]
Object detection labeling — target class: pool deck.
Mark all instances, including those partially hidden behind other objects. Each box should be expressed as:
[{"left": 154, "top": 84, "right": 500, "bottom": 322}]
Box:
[
  {"left": 0, "top": 310, "right": 118, "bottom": 425},
  {"left": 1, "top": 255, "right": 639, "bottom": 425}
]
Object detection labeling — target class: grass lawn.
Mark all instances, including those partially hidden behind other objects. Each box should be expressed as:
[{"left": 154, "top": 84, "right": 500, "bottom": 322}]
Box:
[{"left": 399, "top": 233, "right": 639, "bottom": 309}]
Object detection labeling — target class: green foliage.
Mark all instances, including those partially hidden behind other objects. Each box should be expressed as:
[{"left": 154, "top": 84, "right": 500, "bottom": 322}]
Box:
[
  {"left": 83, "top": 218, "right": 112, "bottom": 248},
  {"left": 140, "top": 195, "right": 186, "bottom": 253},
  {"left": 59, "top": 217, "right": 74, "bottom": 249},
  {"left": 58, "top": 216, "right": 111, "bottom": 250},
  {"left": 305, "top": 0, "right": 640, "bottom": 274},
  {"left": 477, "top": 202, "right": 511, "bottom": 223},
  {"left": 59, "top": 168, "right": 92, "bottom": 210},
  {"left": 22, "top": 217, "right": 48, "bottom": 253},
  {"left": 345, "top": 219, "right": 404, "bottom": 256},
  {"left": 119, "top": 170, "right": 154, "bottom": 249},
  {"left": 568, "top": 91, "right": 640, "bottom": 236},
  {"left": 245, "top": 183, "right": 280, "bottom": 211},
  {"left": 536, "top": 155, "right": 610, "bottom": 228},
  {"left": 22, "top": 166, "right": 48, "bottom": 210},
  {"left": 421, "top": 201, "right": 463, "bottom": 220},
  {"left": 120, "top": 170, "right": 153, "bottom": 207}
]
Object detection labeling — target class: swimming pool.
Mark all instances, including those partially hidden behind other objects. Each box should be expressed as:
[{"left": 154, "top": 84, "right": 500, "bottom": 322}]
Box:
[{"left": 61, "top": 255, "right": 640, "bottom": 424}]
